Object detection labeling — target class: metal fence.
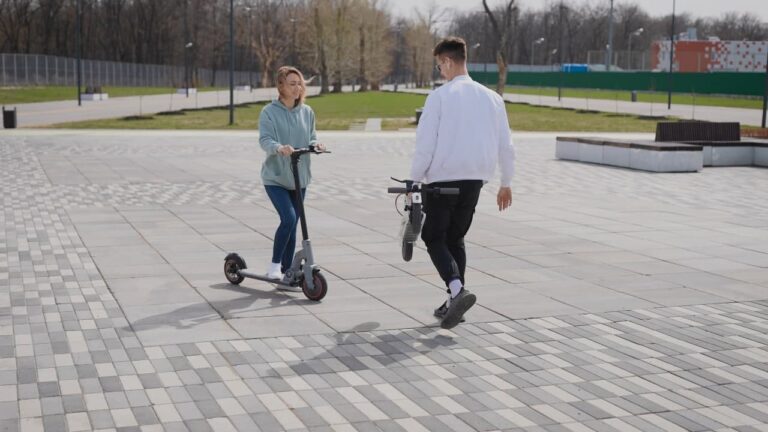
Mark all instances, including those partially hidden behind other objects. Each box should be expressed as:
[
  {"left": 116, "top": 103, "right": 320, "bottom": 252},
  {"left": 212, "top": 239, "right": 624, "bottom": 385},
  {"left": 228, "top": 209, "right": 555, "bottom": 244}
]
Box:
[{"left": 0, "top": 53, "right": 260, "bottom": 88}]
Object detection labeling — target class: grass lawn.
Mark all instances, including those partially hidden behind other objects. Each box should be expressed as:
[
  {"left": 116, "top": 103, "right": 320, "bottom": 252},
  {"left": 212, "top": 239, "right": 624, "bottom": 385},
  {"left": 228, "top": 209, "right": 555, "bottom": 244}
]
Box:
[
  {"left": 504, "top": 86, "right": 764, "bottom": 110},
  {"left": 50, "top": 90, "right": 673, "bottom": 132},
  {"left": 0, "top": 85, "right": 225, "bottom": 104}
]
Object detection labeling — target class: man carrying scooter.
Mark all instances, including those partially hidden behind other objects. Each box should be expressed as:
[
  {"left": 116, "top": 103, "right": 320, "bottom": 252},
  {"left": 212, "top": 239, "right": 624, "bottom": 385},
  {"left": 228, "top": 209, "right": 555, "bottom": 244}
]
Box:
[{"left": 411, "top": 37, "right": 516, "bottom": 329}]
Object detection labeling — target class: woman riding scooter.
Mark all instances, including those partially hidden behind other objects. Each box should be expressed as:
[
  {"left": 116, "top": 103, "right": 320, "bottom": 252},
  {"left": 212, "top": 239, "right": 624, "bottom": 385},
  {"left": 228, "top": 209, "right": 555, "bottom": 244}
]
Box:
[{"left": 259, "top": 66, "right": 325, "bottom": 289}]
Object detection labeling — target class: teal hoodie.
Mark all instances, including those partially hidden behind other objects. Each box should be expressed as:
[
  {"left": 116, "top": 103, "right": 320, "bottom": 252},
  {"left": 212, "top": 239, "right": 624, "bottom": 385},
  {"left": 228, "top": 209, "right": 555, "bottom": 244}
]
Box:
[{"left": 259, "top": 100, "right": 317, "bottom": 190}]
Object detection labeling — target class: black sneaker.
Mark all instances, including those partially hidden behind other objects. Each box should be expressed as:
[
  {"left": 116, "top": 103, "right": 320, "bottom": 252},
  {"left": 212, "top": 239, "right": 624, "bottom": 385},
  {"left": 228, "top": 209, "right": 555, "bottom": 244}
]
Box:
[
  {"left": 434, "top": 301, "right": 465, "bottom": 323},
  {"left": 440, "top": 288, "right": 476, "bottom": 330}
]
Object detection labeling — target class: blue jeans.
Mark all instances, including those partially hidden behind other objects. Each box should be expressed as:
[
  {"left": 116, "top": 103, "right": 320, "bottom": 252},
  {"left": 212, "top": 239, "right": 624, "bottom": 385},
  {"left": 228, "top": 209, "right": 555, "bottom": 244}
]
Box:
[{"left": 265, "top": 185, "right": 306, "bottom": 271}]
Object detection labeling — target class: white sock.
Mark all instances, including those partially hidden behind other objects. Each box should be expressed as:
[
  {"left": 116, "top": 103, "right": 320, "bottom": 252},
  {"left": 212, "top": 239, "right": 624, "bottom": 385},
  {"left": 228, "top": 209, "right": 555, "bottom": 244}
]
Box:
[
  {"left": 448, "top": 279, "right": 463, "bottom": 298},
  {"left": 269, "top": 262, "right": 282, "bottom": 274}
]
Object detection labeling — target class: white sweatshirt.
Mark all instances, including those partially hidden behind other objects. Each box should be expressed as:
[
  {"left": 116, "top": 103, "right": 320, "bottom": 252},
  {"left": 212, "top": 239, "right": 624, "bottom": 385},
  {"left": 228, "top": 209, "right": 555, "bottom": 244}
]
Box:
[{"left": 410, "top": 75, "right": 516, "bottom": 186}]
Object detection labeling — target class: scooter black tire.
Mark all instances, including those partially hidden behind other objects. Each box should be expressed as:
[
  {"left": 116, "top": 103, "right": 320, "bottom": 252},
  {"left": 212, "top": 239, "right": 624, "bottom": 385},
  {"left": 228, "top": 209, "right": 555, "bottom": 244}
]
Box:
[
  {"left": 302, "top": 271, "right": 328, "bottom": 301},
  {"left": 224, "top": 254, "right": 246, "bottom": 285},
  {"left": 402, "top": 240, "right": 413, "bottom": 262}
]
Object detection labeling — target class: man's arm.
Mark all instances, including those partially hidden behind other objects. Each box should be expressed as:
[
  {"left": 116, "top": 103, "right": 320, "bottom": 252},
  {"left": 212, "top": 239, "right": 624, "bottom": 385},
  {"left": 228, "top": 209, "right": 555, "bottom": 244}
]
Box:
[
  {"left": 497, "top": 100, "right": 516, "bottom": 211},
  {"left": 410, "top": 93, "right": 441, "bottom": 183}
]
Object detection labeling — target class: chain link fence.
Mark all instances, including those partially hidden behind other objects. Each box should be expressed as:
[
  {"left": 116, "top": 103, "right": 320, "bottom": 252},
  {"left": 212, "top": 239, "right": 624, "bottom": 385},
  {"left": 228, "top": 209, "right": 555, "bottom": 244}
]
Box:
[{"left": 0, "top": 53, "right": 260, "bottom": 88}]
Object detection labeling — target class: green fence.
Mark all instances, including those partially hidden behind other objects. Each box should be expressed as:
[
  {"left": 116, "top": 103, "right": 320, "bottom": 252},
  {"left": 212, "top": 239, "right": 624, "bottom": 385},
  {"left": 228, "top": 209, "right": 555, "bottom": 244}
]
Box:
[{"left": 470, "top": 71, "right": 766, "bottom": 97}]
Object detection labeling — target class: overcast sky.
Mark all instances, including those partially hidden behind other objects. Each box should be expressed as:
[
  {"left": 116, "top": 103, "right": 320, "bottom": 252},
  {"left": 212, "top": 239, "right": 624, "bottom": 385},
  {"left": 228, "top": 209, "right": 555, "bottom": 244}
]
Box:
[{"left": 387, "top": 0, "right": 768, "bottom": 23}]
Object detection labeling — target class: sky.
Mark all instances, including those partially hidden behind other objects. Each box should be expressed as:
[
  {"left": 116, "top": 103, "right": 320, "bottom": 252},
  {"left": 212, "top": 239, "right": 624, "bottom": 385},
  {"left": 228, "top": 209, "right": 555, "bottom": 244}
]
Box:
[{"left": 387, "top": 0, "right": 768, "bottom": 23}]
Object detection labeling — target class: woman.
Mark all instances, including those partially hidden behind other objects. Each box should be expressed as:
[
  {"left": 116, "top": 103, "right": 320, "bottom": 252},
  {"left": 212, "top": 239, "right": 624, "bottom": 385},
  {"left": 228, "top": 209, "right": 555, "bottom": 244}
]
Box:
[{"left": 259, "top": 66, "right": 325, "bottom": 287}]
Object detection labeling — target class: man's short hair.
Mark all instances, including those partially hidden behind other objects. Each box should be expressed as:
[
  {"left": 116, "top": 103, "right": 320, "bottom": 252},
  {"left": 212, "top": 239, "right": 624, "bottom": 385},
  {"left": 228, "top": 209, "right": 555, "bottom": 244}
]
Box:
[{"left": 433, "top": 37, "right": 467, "bottom": 62}]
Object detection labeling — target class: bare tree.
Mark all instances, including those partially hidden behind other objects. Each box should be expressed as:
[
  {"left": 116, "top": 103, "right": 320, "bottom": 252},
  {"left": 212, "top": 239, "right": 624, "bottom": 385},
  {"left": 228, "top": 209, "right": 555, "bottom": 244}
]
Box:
[
  {"left": 251, "top": 0, "right": 288, "bottom": 87},
  {"left": 482, "top": 0, "right": 516, "bottom": 95},
  {"left": 0, "top": 0, "right": 33, "bottom": 52},
  {"left": 312, "top": 1, "right": 330, "bottom": 93}
]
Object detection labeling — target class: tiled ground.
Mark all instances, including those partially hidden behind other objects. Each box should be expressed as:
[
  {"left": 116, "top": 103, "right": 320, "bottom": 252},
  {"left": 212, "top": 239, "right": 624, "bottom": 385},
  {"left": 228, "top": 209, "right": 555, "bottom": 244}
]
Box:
[{"left": 1, "top": 129, "right": 767, "bottom": 431}]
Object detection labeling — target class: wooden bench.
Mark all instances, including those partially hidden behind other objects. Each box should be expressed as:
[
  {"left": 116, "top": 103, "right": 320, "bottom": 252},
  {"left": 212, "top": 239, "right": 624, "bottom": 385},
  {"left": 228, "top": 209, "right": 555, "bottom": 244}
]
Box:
[{"left": 557, "top": 121, "right": 768, "bottom": 172}]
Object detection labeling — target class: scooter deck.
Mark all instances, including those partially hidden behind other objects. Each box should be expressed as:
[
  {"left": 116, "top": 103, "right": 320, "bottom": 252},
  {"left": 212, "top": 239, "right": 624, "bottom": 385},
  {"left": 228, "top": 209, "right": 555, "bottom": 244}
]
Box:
[{"left": 238, "top": 269, "right": 300, "bottom": 287}]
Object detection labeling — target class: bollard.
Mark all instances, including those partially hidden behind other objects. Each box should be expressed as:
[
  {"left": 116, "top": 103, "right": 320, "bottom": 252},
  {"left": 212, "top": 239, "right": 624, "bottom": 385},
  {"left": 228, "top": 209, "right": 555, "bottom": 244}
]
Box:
[
  {"left": 2, "top": 106, "right": 17, "bottom": 129},
  {"left": 415, "top": 108, "right": 424, "bottom": 125}
]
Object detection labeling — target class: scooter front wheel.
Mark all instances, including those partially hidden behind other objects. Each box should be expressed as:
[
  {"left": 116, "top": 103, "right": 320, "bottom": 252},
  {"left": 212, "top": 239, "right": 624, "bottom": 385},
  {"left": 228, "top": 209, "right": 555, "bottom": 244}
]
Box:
[
  {"left": 224, "top": 254, "right": 246, "bottom": 285},
  {"left": 302, "top": 271, "right": 328, "bottom": 301},
  {"left": 402, "top": 240, "right": 413, "bottom": 262}
]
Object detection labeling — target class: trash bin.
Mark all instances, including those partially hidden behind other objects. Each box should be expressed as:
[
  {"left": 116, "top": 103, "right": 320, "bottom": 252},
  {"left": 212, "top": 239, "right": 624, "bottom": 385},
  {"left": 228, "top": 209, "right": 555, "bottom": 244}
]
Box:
[
  {"left": 631, "top": 91, "right": 638, "bottom": 102},
  {"left": 2, "top": 106, "right": 17, "bottom": 129},
  {"left": 415, "top": 108, "right": 424, "bottom": 125}
]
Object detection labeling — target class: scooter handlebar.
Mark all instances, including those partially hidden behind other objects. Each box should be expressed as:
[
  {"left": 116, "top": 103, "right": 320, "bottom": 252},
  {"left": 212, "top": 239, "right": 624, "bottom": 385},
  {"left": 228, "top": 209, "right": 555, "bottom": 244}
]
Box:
[
  {"left": 386, "top": 185, "right": 460, "bottom": 195},
  {"left": 387, "top": 187, "right": 408, "bottom": 194},
  {"left": 427, "top": 187, "right": 460, "bottom": 195}
]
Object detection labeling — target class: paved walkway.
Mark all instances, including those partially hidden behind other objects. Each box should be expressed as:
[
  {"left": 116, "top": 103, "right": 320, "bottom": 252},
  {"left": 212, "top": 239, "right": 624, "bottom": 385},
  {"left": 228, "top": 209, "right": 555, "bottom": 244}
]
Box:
[
  {"left": 1, "top": 129, "right": 767, "bottom": 431},
  {"left": 397, "top": 87, "right": 765, "bottom": 126},
  {"left": 7, "top": 87, "right": 326, "bottom": 128}
]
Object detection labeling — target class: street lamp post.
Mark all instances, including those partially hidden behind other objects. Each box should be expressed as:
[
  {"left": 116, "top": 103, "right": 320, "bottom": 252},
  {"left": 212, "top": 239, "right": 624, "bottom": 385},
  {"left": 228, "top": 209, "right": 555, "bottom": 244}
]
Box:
[
  {"left": 470, "top": 43, "right": 481, "bottom": 83},
  {"left": 229, "top": 0, "right": 234, "bottom": 125},
  {"left": 531, "top": 37, "right": 545, "bottom": 66},
  {"left": 667, "top": 0, "right": 676, "bottom": 109},
  {"left": 183, "top": 0, "right": 191, "bottom": 98},
  {"left": 606, "top": 0, "right": 614, "bottom": 71},
  {"left": 627, "top": 27, "right": 644, "bottom": 70},
  {"left": 184, "top": 42, "right": 193, "bottom": 97},
  {"left": 558, "top": 1, "right": 564, "bottom": 101},
  {"left": 245, "top": 6, "right": 253, "bottom": 90},
  {"left": 76, "top": 0, "right": 82, "bottom": 106},
  {"left": 290, "top": 18, "right": 297, "bottom": 66},
  {"left": 762, "top": 48, "right": 767, "bottom": 128}
]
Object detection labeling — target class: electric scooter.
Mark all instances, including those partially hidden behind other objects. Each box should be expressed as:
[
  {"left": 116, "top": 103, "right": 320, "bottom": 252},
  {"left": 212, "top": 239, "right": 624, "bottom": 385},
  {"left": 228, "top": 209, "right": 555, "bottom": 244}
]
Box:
[
  {"left": 387, "top": 178, "right": 459, "bottom": 261},
  {"left": 224, "top": 145, "right": 330, "bottom": 301}
]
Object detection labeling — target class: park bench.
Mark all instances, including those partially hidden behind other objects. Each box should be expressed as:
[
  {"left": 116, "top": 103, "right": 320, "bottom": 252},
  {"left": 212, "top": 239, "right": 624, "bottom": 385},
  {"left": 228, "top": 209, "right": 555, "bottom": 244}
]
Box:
[{"left": 556, "top": 121, "right": 768, "bottom": 172}]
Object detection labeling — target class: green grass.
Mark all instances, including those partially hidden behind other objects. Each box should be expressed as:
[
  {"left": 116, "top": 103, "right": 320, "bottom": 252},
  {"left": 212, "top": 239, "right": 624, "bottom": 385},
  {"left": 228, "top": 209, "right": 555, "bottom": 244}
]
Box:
[
  {"left": 0, "top": 85, "right": 225, "bottom": 104},
  {"left": 50, "top": 90, "right": 673, "bottom": 132},
  {"left": 504, "top": 86, "right": 763, "bottom": 109}
]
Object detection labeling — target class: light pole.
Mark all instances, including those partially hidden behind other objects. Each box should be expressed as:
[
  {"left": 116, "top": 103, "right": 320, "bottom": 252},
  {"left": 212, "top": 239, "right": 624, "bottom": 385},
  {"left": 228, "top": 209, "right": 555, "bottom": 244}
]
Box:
[
  {"left": 76, "top": 0, "right": 82, "bottom": 106},
  {"left": 549, "top": 49, "right": 558, "bottom": 68},
  {"left": 183, "top": 0, "right": 191, "bottom": 98},
  {"left": 606, "top": 0, "right": 614, "bottom": 71},
  {"left": 184, "top": 42, "right": 193, "bottom": 97},
  {"left": 229, "top": 0, "right": 234, "bottom": 125},
  {"left": 245, "top": 6, "right": 253, "bottom": 90},
  {"left": 558, "top": 1, "right": 565, "bottom": 101},
  {"left": 470, "top": 43, "right": 481, "bottom": 83},
  {"left": 290, "top": 18, "right": 297, "bottom": 66},
  {"left": 531, "top": 37, "right": 545, "bottom": 66},
  {"left": 668, "top": 0, "right": 676, "bottom": 109},
  {"left": 762, "top": 48, "right": 767, "bottom": 128},
  {"left": 627, "top": 27, "right": 643, "bottom": 70}
]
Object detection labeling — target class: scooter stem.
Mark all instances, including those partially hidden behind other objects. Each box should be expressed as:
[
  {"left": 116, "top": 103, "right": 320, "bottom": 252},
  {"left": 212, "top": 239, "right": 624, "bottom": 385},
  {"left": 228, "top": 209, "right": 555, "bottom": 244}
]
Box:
[{"left": 290, "top": 153, "right": 310, "bottom": 241}]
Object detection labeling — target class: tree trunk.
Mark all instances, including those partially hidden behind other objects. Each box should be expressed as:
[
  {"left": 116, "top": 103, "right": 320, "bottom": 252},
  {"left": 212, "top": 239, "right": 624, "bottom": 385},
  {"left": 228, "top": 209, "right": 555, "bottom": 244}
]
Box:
[
  {"left": 357, "top": 24, "right": 367, "bottom": 92},
  {"left": 313, "top": 5, "right": 329, "bottom": 94},
  {"left": 496, "top": 51, "right": 507, "bottom": 95}
]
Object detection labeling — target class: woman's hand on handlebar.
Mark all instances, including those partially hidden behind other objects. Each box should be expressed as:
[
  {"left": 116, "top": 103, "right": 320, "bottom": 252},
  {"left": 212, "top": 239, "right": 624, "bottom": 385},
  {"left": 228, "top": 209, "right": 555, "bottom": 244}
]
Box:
[
  {"left": 277, "top": 144, "right": 295, "bottom": 156},
  {"left": 314, "top": 143, "right": 327, "bottom": 152}
]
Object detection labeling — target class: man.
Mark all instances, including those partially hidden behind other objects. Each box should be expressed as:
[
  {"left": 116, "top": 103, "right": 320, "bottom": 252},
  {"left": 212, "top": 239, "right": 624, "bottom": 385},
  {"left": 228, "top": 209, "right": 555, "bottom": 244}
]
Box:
[{"left": 411, "top": 36, "right": 515, "bottom": 330}]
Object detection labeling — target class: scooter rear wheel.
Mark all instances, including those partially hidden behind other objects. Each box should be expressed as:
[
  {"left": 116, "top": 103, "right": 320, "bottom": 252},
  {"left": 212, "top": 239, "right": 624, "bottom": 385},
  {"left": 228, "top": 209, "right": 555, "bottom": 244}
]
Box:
[
  {"left": 302, "top": 271, "right": 328, "bottom": 301},
  {"left": 224, "top": 254, "right": 246, "bottom": 285},
  {"left": 402, "top": 240, "right": 413, "bottom": 262}
]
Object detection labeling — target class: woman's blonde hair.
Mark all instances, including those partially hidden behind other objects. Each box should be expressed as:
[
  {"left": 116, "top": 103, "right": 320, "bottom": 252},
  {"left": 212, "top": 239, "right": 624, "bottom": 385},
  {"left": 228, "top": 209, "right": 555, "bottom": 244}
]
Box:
[{"left": 276, "top": 66, "right": 306, "bottom": 107}]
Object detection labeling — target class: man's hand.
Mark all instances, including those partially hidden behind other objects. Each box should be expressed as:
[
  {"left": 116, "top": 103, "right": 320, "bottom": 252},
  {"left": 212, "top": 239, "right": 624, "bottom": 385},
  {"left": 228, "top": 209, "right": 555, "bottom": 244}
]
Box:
[
  {"left": 277, "top": 144, "right": 295, "bottom": 156},
  {"left": 314, "top": 143, "right": 327, "bottom": 152},
  {"left": 497, "top": 187, "right": 512, "bottom": 211}
]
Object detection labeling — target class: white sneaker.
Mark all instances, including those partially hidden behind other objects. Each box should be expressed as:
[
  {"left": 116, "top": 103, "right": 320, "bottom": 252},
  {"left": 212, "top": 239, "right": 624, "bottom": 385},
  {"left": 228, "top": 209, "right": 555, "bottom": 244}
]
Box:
[{"left": 266, "top": 263, "right": 283, "bottom": 280}]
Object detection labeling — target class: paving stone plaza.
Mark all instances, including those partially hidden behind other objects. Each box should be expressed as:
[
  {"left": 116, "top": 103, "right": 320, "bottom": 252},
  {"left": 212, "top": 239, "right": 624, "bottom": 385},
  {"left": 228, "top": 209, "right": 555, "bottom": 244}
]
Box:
[{"left": 1, "top": 129, "right": 768, "bottom": 432}]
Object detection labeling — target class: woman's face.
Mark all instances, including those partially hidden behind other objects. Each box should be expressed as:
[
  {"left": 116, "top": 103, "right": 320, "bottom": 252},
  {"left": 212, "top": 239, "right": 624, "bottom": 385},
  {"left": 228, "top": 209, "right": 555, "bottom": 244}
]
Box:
[{"left": 280, "top": 73, "right": 303, "bottom": 101}]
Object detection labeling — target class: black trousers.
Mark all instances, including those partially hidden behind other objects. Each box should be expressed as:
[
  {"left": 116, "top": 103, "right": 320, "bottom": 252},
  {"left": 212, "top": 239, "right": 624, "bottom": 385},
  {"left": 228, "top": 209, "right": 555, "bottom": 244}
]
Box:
[{"left": 420, "top": 180, "right": 483, "bottom": 287}]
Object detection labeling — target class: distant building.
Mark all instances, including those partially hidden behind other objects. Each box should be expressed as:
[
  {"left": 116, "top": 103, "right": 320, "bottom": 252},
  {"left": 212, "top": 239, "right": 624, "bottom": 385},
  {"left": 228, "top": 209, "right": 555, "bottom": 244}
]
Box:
[{"left": 652, "top": 39, "right": 768, "bottom": 72}]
